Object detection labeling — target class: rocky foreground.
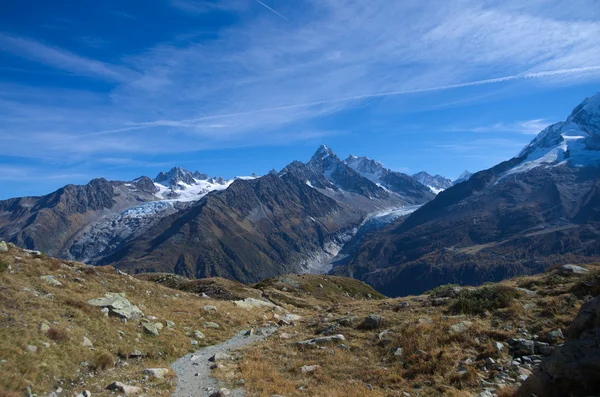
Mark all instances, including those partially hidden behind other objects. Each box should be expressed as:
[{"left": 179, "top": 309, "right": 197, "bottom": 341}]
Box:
[{"left": 1, "top": 241, "right": 600, "bottom": 397}]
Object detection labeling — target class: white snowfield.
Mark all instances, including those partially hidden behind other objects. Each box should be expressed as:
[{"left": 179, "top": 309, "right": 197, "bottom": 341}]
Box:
[
  {"left": 502, "top": 92, "right": 600, "bottom": 179},
  {"left": 153, "top": 175, "right": 258, "bottom": 202}
]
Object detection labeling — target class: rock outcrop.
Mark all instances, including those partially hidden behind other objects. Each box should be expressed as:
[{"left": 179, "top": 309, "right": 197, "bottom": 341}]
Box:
[{"left": 516, "top": 295, "right": 600, "bottom": 397}]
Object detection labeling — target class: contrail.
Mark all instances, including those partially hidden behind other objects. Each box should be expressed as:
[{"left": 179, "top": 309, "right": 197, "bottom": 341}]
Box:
[
  {"left": 255, "top": 0, "right": 290, "bottom": 22},
  {"left": 92, "top": 65, "right": 600, "bottom": 134}
]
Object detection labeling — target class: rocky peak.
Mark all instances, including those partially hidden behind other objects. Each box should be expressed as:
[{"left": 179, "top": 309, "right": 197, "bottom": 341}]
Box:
[
  {"left": 453, "top": 170, "right": 473, "bottom": 185},
  {"left": 344, "top": 155, "right": 386, "bottom": 180},
  {"left": 154, "top": 167, "right": 196, "bottom": 187},
  {"left": 193, "top": 171, "right": 210, "bottom": 180}
]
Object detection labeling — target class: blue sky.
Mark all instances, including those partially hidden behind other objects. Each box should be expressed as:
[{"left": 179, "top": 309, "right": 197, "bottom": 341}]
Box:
[{"left": 1, "top": 0, "right": 600, "bottom": 199}]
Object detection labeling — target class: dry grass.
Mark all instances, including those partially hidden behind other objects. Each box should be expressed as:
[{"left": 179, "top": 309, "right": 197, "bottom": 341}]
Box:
[
  {"left": 3, "top": 242, "right": 599, "bottom": 397},
  {"left": 213, "top": 264, "right": 600, "bottom": 397},
  {"left": 0, "top": 245, "right": 274, "bottom": 397}
]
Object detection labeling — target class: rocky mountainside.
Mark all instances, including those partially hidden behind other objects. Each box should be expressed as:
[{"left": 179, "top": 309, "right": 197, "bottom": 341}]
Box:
[
  {"left": 333, "top": 91, "right": 600, "bottom": 297},
  {"left": 345, "top": 155, "right": 435, "bottom": 204},
  {"left": 0, "top": 145, "right": 432, "bottom": 281},
  {"left": 411, "top": 171, "right": 454, "bottom": 194},
  {"left": 0, "top": 177, "right": 160, "bottom": 258}
]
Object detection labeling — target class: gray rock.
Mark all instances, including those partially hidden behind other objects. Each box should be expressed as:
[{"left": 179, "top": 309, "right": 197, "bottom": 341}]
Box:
[
  {"left": 449, "top": 321, "right": 473, "bottom": 334},
  {"left": 209, "top": 352, "right": 231, "bottom": 362},
  {"left": 516, "top": 294, "right": 600, "bottom": 397},
  {"left": 557, "top": 264, "right": 589, "bottom": 275},
  {"left": 75, "top": 391, "right": 91, "bottom": 397},
  {"left": 40, "top": 275, "right": 62, "bottom": 287},
  {"left": 27, "top": 345, "right": 37, "bottom": 353},
  {"left": 301, "top": 364, "right": 319, "bottom": 373},
  {"left": 105, "top": 382, "right": 142, "bottom": 396},
  {"left": 511, "top": 338, "right": 535, "bottom": 356},
  {"left": 38, "top": 322, "right": 50, "bottom": 333},
  {"left": 203, "top": 305, "right": 218, "bottom": 312},
  {"left": 88, "top": 293, "right": 144, "bottom": 320},
  {"left": 0, "top": 241, "right": 7, "bottom": 252},
  {"left": 233, "top": 298, "right": 278, "bottom": 309},
  {"left": 394, "top": 347, "right": 404, "bottom": 357},
  {"left": 82, "top": 336, "right": 93, "bottom": 347},
  {"left": 142, "top": 368, "right": 170, "bottom": 379},
  {"left": 358, "top": 314, "right": 384, "bottom": 330},
  {"left": 297, "top": 334, "right": 346, "bottom": 346},
  {"left": 193, "top": 329, "right": 205, "bottom": 339},
  {"left": 204, "top": 322, "right": 220, "bottom": 329},
  {"left": 547, "top": 328, "right": 564, "bottom": 342},
  {"left": 166, "top": 320, "right": 176, "bottom": 329},
  {"left": 143, "top": 322, "right": 160, "bottom": 336}
]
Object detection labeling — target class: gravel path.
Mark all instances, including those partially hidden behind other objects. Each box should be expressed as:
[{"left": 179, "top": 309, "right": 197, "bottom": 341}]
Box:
[{"left": 171, "top": 328, "right": 276, "bottom": 397}]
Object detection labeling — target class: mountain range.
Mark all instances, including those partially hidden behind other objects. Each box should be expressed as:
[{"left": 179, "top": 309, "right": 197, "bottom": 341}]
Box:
[{"left": 1, "top": 91, "right": 599, "bottom": 296}]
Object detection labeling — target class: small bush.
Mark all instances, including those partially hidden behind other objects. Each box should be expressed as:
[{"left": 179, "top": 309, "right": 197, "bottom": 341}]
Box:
[
  {"left": 47, "top": 327, "right": 70, "bottom": 342},
  {"left": 427, "top": 284, "right": 460, "bottom": 298},
  {"left": 0, "top": 259, "right": 9, "bottom": 273},
  {"left": 571, "top": 269, "right": 600, "bottom": 297},
  {"left": 448, "top": 286, "right": 523, "bottom": 315},
  {"left": 92, "top": 350, "right": 115, "bottom": 370}
]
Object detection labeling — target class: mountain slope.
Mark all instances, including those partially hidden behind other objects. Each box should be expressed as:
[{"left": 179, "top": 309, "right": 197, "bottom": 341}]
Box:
[
  {"left": 334, "top": 91, "right": 600, "bottom": 297},
  {"left": 411, "top": 171, "right": 453, "bottom": 194},
  {"left": 345, "top": 155, "right": 435, "bottom": 203},
  {"left": 101, "top": 174, "right": 365, "bottom": 281},
  {"left": 0, "top": 177, "right": 159, "bottom": 257}
]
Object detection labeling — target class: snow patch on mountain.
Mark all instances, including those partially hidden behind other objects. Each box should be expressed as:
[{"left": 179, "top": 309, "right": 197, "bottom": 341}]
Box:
[
  {"left": 502, "top": 91, "right": 600, "bottom": 178},
  {"left": 412, "top": 171, "right": 453, "bottom": 194}
]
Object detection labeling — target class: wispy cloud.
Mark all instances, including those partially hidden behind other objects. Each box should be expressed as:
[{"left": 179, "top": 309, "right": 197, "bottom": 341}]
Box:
[
  {"left": 0, "top": 33, "right": 133, "bottom": 81},
  {"left": 1, "top": 0, "right": 600, "bottom": 164},
  {"left": 254, "top": 0, "right": 290, "bottom": 22},
  {"left": 453, "top": 119, "right": 552, "bottom": 135}
]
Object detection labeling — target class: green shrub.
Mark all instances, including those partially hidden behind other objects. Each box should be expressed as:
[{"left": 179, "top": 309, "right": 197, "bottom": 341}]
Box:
[
  {"left": 427, "top": 284, "right": 460, "bottom": 298},
  {"left": 448, "top": 286, "right": 523, "bottom": 315},
  {"left": 0, "top": 259, "right": 9, "bottom": 273}
]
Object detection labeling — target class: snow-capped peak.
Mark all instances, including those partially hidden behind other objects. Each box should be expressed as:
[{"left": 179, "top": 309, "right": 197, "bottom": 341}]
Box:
[
  {"left": 154, "top": 166, "right": 196, "bottom": 187},
  {"left": 504, "top": 91, "right": 600, "bottom": 178},
  {"left": 453, "top": 170, "right": 473, "bottom": 185},
  {"left": 412, "top": 171, "right": 453, "bottom": 194},
  {"left": 311, "top": 144, "right": 336, "bottom": 162},
  {"left": 344, "top": 155, "right": 386, "bottom": 183}
]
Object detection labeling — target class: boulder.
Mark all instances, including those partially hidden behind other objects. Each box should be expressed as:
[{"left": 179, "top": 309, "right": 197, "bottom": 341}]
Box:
[
  {"left": 296, "top": 334, "right": 346, "bottom": 346},
  {"left": 82, "top": 336, "right": 94, "bottom": 347},
  {"left": 0, "top": 241, "right": 7, "bottom": 252},
  {"left": 516, "top": 294, "right": 600, "bottom": 397},
  {"left": 166, "top": 320, "right": 176, "bottom": 329},
  {"left": 143, "top": 323, "right": 160, "bottom": 336},
  {"left": 88, "top": 293, "right": 144, "bottom": 320},
  {"left": 75, "top": 391, "right": 91, "bottom": 397},
  {"left": 233, "top": 298, "right": 278, "bottom": 309},
  {"left": 38, "top": 323, "right": 50, "bottom": 333},
  {"left": 105, "top": 382, "right": 142, "bottom": 396},
  {"left": 209, "top": 352, "right": 231, "bottom": 362},
  {"left": 40, "top": 275, "right": 62, "bottom": 287},
  {"left": 557, "top": 264, "right": 589, "bottom": 275},
  {"left": 449, "top": 321, "right": 473, "bottom": 334},
  {"left": 357, "top": 315, "right": 384, "bottom": 330},
  {"left": 194, "top": 330, "right": 205, "bottom": 339},
  {"left": 203, "top": 305, "right": 218, "bottom": 312},
  {"left": 301, "top": 364, "right": 319, "bottom": 373},
  {"left": 142, "top": 368, "right": 170, "bottom": 379},
  {"left": 204, "top": 322, "right": 220, "bottom": 329}
]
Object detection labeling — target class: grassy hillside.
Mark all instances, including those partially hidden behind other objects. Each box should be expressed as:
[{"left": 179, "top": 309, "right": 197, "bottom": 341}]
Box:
[{"left": 0, "top": 245, "right": 275, "bottom": 397}]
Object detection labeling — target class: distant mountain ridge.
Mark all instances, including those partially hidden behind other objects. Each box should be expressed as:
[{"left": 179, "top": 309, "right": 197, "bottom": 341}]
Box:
[
  {"left": 332, "top": 91, "right": 600, "bottom": 296},
  {"left": 0, "top": 145, "right": 434, "bottom": 282}
]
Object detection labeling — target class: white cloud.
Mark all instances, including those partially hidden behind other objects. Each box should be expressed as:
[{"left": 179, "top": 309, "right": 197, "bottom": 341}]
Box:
[{"left": 1, "top": 0, "right": 600, "bottom": 162}]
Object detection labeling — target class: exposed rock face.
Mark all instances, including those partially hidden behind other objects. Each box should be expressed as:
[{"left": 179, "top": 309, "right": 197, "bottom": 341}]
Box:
[
  {"left": 0, "top": 178, "right": 159, "bottom": 257},
  {"left": 516, "top": 295, "right": 600, "bottom": 397}
]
